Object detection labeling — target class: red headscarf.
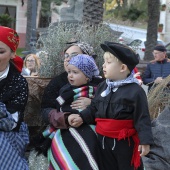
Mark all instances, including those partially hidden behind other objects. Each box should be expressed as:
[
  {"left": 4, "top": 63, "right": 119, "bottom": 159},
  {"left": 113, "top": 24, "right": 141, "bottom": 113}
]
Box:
[
  {"left": 13, "top": 56, "right": 23, "bottom": 73},
  {"left": 0, "top": 26, "right": 23, "bottom": 72},
  {"left": 0, "top": 26, "right": 19, "bottom": 52}
]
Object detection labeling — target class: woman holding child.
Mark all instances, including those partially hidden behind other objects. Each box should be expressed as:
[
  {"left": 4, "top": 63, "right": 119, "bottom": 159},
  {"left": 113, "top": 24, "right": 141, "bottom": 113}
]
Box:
[{"left": 29, "top": 42, "right": 104, "bottom": 170}]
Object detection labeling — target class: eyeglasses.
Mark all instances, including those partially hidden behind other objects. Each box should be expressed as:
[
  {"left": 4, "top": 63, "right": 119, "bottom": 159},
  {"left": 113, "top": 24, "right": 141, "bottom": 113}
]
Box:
[
  {"left": 64, "top": 52, "right": 79, "bottom": 59},
  {"left": 152, "top": 52, "right": 164, "bottom": 55},
  {"left": 26, "top": 59, "right": 35, "bottom": 63}
]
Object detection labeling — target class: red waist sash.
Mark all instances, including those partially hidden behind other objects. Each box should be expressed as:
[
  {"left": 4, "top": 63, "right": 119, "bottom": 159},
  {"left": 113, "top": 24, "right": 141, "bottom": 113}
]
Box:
[{"left": 95, "top": 118, "right": 140, "bottom": 170}]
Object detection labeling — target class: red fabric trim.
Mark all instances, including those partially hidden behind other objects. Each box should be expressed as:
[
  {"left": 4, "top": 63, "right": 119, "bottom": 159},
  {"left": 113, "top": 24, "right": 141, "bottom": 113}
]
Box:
[
  {"left": 0, "top": 26, "right": 19, "bottom": 52},
  {"left": 12, "top": 56, "right": 23, "bottom": 73},
  {"left": 134, "top": 67, "right": 142, "bottom": 80},
  {"left": 95, "top": 118, "right": 140, "bottom": 170}
]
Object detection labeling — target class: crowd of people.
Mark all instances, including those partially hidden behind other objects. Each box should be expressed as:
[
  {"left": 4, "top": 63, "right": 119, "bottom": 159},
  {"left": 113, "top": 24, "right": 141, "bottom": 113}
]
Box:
[{"left": 1, "top": 25, "right": 170, "bottom": 170}]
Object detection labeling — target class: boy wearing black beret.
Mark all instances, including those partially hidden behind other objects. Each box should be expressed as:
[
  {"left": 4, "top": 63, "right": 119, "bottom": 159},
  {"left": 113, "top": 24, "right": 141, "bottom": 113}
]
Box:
[{"left": 68, "top": 42, "right": 153, "bottom": 170}]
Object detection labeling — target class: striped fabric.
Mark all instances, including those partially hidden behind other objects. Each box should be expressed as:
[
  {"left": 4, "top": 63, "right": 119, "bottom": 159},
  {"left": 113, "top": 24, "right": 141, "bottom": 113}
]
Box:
[
  {"left": 42, "top": 85, "right": 97, "bottom": 142},
  {"left": 57, "top": 85, "right": 96, "bottom": 107},
  {"left": 48, "top": 125, "right": 103, "bottom": 170},
  {"left": 43, "top": 126, "right": 56, "bottom": 139},
  {"left": 0, "top": 122, "right": 29, "bottom": 170},
  {"left": 73, "top": 86, "right": 96, "bottom": 100},
  {"left": 0, "top": 102, "right": 29, "bottom": 169},
  {"left": 31, "top": 85, "right": 103, "bottom": 170},
  {"left": 0, "top": 102, "right": 16, "bottom": 131}
]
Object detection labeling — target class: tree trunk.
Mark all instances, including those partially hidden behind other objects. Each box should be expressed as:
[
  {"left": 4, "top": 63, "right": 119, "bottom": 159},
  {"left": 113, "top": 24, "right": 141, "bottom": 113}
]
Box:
[
  {"left": 25, "top": 0, "right": 32, "bottom": 51},
  {"left": 83, "top": 0, "right": 104, "bottom": 25},
  {"left": 144, "top": 0, "right": 160, "bottom": 61}
]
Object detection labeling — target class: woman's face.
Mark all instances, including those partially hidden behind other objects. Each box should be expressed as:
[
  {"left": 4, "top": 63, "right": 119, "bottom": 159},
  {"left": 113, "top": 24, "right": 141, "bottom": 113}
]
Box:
[
  {"left": 0, "top": 41, "right": 15, "bottom": 72},
  {"left": 25, "top": 55, "right": 36, "bottom": 71},
  {"left": 64, "top": 45, "right": 83, "bottom": 72}
]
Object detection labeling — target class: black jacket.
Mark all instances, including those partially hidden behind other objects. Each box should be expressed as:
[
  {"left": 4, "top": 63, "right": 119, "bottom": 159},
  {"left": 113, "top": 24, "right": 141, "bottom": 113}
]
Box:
[
  {"left": 0, "top": 63, "right": 28, "bottom": 130},
  {"left": 80, "top": 81, "right": 153, "bottom": 145},
  {"left": 41, "top": 71, "right": 104, "bottom": 123},
  {"left": 142, "top": 59, "right": 170, "bottom": 90}
]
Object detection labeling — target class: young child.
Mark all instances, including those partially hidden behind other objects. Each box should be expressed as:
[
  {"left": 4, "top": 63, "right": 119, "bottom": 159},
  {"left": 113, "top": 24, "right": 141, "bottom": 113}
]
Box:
[
  {"left": 29, "top": 54, "right": 104, "bottom": 170},
  {"left": 68, "top": 42, "right": 154, "bottom": 170}
]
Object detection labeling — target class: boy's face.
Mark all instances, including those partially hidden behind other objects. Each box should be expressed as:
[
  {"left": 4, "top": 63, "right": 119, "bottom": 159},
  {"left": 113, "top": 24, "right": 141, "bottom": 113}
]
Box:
[
  {"left": 67, "top": 64, "right": 89, "bottom": 86},
  {"left": 102, "top": 53, "right": 126, "bottom": 81}
]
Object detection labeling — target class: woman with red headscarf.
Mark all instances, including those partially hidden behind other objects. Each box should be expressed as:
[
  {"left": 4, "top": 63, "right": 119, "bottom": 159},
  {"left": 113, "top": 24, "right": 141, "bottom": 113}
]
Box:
[{"left": 0, "top": 26, "right": 29, "bottom": 169}]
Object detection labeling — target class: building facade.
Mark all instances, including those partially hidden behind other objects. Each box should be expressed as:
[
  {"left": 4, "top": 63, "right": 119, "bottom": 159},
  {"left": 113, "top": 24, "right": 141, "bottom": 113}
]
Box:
[{"left": 0, "top": 0, "right": 41, "bottom": 48}]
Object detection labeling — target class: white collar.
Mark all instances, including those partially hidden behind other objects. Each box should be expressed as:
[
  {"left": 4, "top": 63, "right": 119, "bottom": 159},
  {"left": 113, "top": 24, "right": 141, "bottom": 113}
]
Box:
[{"left": 0, "top": 64, "right": 10, "bottom": 81}]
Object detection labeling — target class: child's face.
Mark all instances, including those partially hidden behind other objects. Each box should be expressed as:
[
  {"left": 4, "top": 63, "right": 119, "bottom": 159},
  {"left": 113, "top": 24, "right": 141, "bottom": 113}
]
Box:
[
  {"left": 102, "top": 52, "right": 124, "bottom": 81},
  {"left": 67, "top": 64, "right": 89, "bottom": 86}
]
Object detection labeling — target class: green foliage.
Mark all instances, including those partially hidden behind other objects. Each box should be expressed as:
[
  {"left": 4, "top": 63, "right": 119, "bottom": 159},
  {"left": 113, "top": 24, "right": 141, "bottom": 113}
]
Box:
[
  {"left": 0, "top": 14, "right": 15, "bottom": 27},
  {"left": 38, "top": 22, "right": 121, "bottom": 78},
  {"left": 158, "top": 23, "right": 163, "bottom": 28},
  {"left": 104, "top": 9, "right": 115, "bottom": 20},
  {"left": 52, "top": 0, "right": 62, "bottom": 6},
  {"left": 160, "top": 4, "right": 166, "bottom": 11},
  {"left": 107, "top": 0, "right": 113, "bottom": 3},
  {"left": 41, "top": 0, "right": 67, "bottom": 17},
  {"left": 104, "top": 0, "right": 148, "bottom": 24},
  {"left": 16, "top": 48, "right": 25, "bottom": 57},
  {"left": 125, "top": 6, "right": 144, "bottom": 23}
]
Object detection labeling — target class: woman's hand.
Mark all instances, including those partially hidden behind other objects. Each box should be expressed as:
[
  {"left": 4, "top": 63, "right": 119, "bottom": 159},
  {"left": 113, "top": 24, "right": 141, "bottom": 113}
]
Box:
[
  {"left": 31, "top": 72, "right": 38, "bottom": 77},
  {"left": 71, "top": 97, "right": 92, "bottom": 110}
]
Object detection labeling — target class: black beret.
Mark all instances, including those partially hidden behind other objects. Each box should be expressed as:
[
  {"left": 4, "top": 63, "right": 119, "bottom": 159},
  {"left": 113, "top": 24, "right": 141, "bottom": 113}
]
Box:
[
  {"left": 100, "top": 41, "right": 139, "bottom": 72},
  {"left": 154, "top": 45, "right": 166, "bottom": 52}
]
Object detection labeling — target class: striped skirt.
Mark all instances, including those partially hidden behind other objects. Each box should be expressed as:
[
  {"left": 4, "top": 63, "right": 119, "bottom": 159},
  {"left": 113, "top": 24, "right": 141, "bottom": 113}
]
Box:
[{"left": 48, "top": 125, "right": 104, "bottom": 170}]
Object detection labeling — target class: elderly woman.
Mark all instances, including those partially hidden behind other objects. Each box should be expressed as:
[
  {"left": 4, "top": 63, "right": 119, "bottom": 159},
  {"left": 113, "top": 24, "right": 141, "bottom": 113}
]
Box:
[{"left": 0, "top": 26, "right": 29, "bottom": 169}]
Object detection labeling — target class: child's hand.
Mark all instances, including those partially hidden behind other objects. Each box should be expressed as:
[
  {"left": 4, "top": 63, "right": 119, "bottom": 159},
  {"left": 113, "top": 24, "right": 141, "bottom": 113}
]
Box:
[
  {"left": 138, "top": 145, "right": 150, "bottom": 156},
  {"left": 68, "top": 114, "right": 83, "bottom": 127}
]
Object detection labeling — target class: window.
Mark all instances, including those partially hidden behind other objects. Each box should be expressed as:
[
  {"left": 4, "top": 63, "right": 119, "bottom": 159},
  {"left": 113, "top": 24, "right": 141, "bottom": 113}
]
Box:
[
  {"left": 0, "top": 5, "right": 16, "bottom": 29},
  {"left": 130, "top": 40, "right": 142, "bottom": 46}
]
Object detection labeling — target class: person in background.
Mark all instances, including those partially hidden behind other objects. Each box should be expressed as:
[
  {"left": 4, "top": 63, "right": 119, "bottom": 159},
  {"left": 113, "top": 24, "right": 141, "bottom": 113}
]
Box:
[
  {"left": 142, "top": 45, "right": 170, "bottom": 91},
  {"left": 41, "top": 42, "right": 104, "bottom": 124},
  {"left": 68, "top": 42, "right": 153, "bottom": 170},
  {"left": 0, "top": 26, "right": 29, "bottom": 169},
  {"left": 22, "top": 53, "right": 40, "bottom": 76}
]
